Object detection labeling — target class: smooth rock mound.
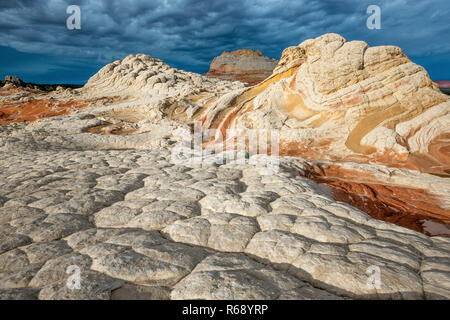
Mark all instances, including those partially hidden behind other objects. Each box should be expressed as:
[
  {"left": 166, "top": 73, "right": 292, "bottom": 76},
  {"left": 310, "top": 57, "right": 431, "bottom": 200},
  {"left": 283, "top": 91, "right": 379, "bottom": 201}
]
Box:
[{"left": 85, "top": 53, "right": 244, "bottom": 97}]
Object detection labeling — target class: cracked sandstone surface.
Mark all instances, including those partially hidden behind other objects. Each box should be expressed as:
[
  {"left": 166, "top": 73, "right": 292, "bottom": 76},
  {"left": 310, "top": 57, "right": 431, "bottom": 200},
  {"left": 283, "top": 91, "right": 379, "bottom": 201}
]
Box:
[{"left": 0, "top": 145, "right": 448, "bottom": 299}]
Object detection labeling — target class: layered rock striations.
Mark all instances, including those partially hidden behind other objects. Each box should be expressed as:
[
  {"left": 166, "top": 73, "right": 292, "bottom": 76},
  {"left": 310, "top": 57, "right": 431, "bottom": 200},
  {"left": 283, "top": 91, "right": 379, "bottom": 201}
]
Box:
[
  {"left": 205, "top": 49, "right": 278, "bottom": 85},
  {"left": 198, "top": 34, "right": 450, "bottom": 178}
]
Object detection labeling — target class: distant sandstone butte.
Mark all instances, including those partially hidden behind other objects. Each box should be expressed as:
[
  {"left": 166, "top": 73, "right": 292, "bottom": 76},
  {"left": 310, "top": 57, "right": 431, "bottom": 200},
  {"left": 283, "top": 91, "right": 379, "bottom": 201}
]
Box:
[{"left": 205, "top": 49, "right": 278, "bottom": 85}]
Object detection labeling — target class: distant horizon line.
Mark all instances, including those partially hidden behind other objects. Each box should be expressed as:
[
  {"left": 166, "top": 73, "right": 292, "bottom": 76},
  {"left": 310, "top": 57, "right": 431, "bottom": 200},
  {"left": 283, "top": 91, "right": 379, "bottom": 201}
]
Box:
[{"left": 3, "top": 76, "right": 449, "bottom": 87}]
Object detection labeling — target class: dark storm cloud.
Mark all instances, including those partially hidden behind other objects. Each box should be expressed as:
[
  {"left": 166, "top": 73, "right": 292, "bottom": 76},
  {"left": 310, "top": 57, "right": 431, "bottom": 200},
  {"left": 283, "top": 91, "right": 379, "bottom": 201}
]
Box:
[{"left": 0, "top": 0, "right": 449, "bottom": 83}]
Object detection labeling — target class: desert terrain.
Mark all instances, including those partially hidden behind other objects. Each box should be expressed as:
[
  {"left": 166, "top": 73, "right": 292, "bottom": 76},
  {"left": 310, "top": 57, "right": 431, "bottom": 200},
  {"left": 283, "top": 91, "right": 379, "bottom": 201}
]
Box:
[{"left": 0, "top": 34, "right": 449, "bottom": 300}]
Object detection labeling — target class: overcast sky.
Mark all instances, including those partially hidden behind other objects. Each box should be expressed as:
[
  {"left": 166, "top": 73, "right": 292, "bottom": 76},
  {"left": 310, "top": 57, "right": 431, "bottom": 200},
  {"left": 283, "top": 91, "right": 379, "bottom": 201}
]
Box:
[{"left": 0, "top": 0, "right": 449, "bottom": 84}]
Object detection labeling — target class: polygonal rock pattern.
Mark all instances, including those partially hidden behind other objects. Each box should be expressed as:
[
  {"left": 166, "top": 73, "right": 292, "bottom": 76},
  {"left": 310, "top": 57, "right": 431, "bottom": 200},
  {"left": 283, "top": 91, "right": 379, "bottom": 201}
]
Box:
[{"left": 0, "top": 146, "right": 449, "bottom": 300}]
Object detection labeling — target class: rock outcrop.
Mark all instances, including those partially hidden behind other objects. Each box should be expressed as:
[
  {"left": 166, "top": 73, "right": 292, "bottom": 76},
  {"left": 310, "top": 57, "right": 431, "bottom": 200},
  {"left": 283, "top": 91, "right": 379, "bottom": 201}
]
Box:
[
  {"left": 0, "top": 34, "right": 449, "bottom": 300},
  {"left": 0, "top": 76, "right": 83, "bottom": 92},
  {"left": 3, "top": 76, "right": 24, "bottom": 87},
  {"left": 205, "top": 49, "right": 278, "bottom": 85},
  {"left": 197, "top": 34, "right": 450, "bottom": 178}
]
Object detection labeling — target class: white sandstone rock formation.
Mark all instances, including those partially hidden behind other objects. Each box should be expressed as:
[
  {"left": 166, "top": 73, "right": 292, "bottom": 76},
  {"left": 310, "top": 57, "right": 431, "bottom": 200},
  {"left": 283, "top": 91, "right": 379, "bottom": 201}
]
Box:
[{"left": 0, "top": 34, "right": 449, "bottom": 300}]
